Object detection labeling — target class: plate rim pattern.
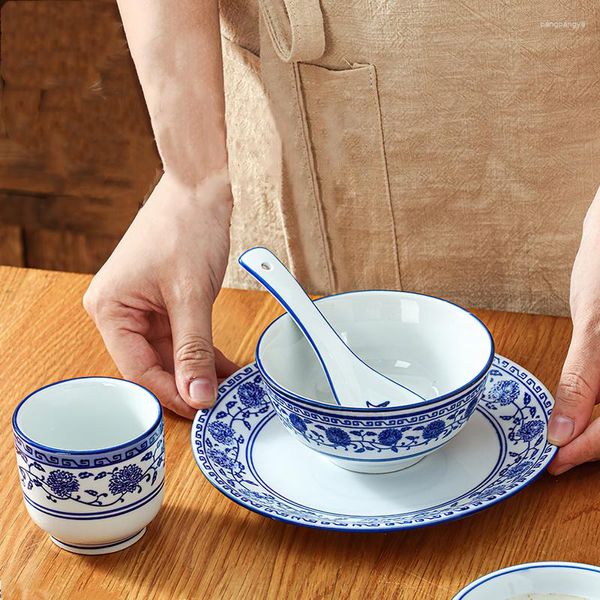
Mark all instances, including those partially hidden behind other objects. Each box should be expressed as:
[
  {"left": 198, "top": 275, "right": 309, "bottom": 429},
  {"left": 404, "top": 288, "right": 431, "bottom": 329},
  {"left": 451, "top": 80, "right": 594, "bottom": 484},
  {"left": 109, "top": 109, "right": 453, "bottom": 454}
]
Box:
[{"left": 191, "top": 355, "right": 557, "bottom": 532}]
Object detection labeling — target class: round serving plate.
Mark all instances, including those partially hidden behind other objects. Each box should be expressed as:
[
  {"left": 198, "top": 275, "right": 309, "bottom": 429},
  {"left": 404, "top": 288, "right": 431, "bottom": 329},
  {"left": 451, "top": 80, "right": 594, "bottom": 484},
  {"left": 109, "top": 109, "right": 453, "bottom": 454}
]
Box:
[
  {"left": 453, "top": 562, "right": 600, "bottom": 599},
  {"left": 191, "top": 355, "right": 556, "bottom": 532}
]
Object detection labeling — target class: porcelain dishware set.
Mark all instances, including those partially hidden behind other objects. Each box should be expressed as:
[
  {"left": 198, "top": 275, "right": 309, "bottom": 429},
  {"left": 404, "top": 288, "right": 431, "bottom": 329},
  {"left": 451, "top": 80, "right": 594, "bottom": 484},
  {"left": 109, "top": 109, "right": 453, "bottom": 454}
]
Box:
[{"left": 12, "top": 247, "right": 589, "bottom": 595}]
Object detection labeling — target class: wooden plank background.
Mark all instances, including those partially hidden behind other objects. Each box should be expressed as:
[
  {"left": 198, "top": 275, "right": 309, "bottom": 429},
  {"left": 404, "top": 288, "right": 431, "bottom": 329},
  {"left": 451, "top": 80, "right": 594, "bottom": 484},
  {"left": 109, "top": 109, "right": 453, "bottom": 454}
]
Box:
[{"left": 0, "top": 0, "right": 161, "bottom": 272}]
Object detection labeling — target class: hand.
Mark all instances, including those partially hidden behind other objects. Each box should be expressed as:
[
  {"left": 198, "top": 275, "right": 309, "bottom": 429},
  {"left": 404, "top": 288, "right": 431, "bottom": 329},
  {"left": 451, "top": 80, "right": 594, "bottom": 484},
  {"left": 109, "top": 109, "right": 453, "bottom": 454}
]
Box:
[
  {"left": 84, "top": 169, "right": 238, "bottom": 419},
  {"left": 548, "top": 185, "right": 600, "bottom": 474}
]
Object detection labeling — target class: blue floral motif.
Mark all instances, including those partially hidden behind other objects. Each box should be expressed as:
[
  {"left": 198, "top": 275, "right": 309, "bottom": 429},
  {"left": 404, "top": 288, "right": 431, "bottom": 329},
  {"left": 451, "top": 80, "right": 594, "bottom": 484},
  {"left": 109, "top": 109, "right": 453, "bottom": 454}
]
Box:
[
  {"left": 422, "top": 420, "right": 446, "bottom": 440},
  {"left": 488, "top": 380, "right": 520, "bottom": 406},
  {"left": 377, "top": 428, "right": 403, "bottom": 446},
  {"left": 47, "top": 470, "right": 79, "bottom": 498},
  {"left": 326, "top": 427, "right": 352, "bottom": 447},
  {"left": 465, "top": 397, "right": 479, "bottom": 418},
  {"left": 208, "top": 421, "right": 236, "bottom": 445},
  {"left": 506, "top": 460, "right": 533, "bottom": 478},
  {"left": 238, "top": 382, "right": 265, "bottom": 408},
  {"left": 475, "top": 485, "right": 507, "bottom": 499},
  {"left": 517, "top": 419, "right": 544, "bottom": 442},
  {"left": 17, "top": 437, "right": 165, "bottom": 509},
  {"left": 207, "top": 448, "right": 237, "bottom": 470},
  {"left": 267, "top": 385, "right": 480, "bottom": 456},
  {"left": 289, "top": 413, "right": 307, "bottom": 434},
  {"left": 108, "top": 464, "right": 143, "bottom": 495}
]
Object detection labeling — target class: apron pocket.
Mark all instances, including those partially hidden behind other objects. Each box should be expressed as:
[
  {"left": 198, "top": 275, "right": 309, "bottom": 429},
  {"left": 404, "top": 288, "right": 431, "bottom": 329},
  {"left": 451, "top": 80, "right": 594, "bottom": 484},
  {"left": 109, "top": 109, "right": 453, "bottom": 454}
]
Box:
[{"left": 296, "top": 62, "right": 400, "bottom": 290}]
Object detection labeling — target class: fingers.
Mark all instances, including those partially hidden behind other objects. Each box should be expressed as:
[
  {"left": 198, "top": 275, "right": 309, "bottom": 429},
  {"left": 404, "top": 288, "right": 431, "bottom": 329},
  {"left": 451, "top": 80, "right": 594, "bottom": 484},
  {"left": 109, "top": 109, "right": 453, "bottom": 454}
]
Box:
[
  {"left": 548, "top": 322, "right": 600, "bottom": 475},
  {"left": 169, "top": 295, "right": 218, "bottom": 409},
  {"left": 548, "top": 416, "right": 600, "bottom": 475},
  {"left": 547, "top": 322, "right": 600, "bottom": 470},
  {"left": 98, "top": 320, "right": 196, "bottom": 419}
]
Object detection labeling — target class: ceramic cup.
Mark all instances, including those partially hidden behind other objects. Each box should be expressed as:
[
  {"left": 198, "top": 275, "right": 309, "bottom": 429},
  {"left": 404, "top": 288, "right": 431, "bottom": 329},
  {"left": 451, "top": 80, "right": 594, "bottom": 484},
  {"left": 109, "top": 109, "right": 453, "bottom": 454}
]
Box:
[
  {"left": 12, "top": 377, "right": 165, "bottom": 555},
  {"left": 257, "top": 290, "right": 494, "bottom": 474}
]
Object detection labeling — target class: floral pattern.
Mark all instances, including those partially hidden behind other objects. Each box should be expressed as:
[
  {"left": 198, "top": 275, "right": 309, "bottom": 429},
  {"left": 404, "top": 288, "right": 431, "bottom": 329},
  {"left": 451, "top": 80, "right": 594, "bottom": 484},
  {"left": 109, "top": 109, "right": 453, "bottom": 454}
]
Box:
[
  {"left": 325, "top": 427, "right": 351, "bottom": 447},
  {"left": 207, "top": 448, "right": 237, "bottom": 470},
  {"left": 17, "top": 436, "right": 164, "bottom": 508},
  {"left": 265, "top": 381, "right": 484, "bottom": 460},
  {"left": 289, "top": 413, "right": 307, "bottom": 433},
  {"left": 108, "top": 465, "right": 144, "bottom": 495},
  {"left": 505, "top": 460, "right": 533, "bottom": 478},
  {"left": 238, "top": 382, "right": 265, "bottom": 408},
  {"left": 482, "top": 373, "right": 547, "bottom": 455},
  {"left": 377, "top": 428, "right": 403, "bottom": 446},
  {"left": 192, "top": 357, "right": 556, "bottom": 531},
  {"left": 517, "top": 420, "right": 544, "bottom": 442},
  {"left": 465, "top": 397, "right": 479, "bottom": 418},
  {"left": 474, "top": 484, "right": 507, "bottom": 499},
  {"left": 422, "top": 419, "right": 445, "bottom": 440},
  {"left": 194, "top": 374, "right": 271, "bottom": 485},
  {"left": 47, "top": 470, "right": 80, "bottom": 498},
  {"left": 488, "top": 380, "right": 520, "bottom": 406},
  {"left": 208, "top": 421, "right": 236, "bottom": 445}
]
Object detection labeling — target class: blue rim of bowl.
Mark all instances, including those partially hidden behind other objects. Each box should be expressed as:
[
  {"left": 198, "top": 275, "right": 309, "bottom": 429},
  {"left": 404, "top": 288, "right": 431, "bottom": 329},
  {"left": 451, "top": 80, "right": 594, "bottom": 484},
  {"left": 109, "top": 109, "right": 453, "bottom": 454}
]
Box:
[
  {"left": 453, "top": 562, "right": 600, "bottom": 599},
  {"left": 12, "top": 376, "right": 163, "bottom": 455},
  {"left": 255, "top": 289, "right": 495, "bottom": 413}
]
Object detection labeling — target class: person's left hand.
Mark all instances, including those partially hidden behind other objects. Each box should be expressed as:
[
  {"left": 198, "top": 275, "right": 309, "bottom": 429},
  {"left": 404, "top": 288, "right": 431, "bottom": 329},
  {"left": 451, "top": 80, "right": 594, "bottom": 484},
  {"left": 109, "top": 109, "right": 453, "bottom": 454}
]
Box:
[{"left": 547, "top": 185, "right": 600, "bottom": 475}]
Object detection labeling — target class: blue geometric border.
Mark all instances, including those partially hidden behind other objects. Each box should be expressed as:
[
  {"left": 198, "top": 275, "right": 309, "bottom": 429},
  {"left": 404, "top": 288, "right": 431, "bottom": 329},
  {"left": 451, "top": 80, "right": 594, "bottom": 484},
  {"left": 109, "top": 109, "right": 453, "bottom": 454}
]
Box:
[{"left": 14, "top": 420, "right": 164, "bottom": 468}]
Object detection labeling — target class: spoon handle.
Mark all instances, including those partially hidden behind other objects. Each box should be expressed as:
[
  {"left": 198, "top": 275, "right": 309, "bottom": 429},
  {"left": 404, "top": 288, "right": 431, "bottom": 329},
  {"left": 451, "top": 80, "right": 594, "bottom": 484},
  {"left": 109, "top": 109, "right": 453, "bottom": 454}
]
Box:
[{"left": 239, "top": 247, "right": 355, "bottom": 405}]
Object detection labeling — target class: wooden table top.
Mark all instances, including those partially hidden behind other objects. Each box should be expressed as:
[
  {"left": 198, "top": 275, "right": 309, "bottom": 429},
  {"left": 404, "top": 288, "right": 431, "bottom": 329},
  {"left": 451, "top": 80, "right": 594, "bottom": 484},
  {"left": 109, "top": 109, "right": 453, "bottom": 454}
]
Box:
[{"left": 1, "top": 266, "right": 599, "bottom": 599}]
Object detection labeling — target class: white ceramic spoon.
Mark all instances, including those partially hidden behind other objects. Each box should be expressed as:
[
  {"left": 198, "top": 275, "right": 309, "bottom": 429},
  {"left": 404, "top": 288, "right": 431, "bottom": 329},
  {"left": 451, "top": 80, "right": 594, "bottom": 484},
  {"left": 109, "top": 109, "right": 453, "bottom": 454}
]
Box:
[{"left": 238, "top": 247, "right": 425, "bottom": 408}]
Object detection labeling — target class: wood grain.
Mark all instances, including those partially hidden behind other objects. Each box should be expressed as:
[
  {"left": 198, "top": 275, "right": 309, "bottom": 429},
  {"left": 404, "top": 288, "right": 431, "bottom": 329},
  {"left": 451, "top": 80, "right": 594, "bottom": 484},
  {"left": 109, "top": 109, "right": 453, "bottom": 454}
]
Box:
[
  {"left": 0, "top": 225, "right": 23, "bottom": 266},
  {"left": 25, "top": 229, "right": 119, "bottom": 274},
  {"left": 1, "top": 266, "right": 598, "bottom": 600},
  {"left": 0, "top": 192, "right": 139, "bottom": 237},
  {"left": 0, "top": 1, "right": 159, "bottom": 198},
  {"left": 0, "top": 1, "right": 159, "bottom": 272}
]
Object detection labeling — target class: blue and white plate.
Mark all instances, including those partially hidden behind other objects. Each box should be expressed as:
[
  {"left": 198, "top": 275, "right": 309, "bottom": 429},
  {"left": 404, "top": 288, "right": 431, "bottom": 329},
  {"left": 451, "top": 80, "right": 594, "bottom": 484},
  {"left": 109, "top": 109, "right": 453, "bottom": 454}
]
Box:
[
  {"left": 191, "top": 355, "right": 556, "bottom": 532},
  {"left": 453, "top": 562, "right": 600, "bottom": 599}
]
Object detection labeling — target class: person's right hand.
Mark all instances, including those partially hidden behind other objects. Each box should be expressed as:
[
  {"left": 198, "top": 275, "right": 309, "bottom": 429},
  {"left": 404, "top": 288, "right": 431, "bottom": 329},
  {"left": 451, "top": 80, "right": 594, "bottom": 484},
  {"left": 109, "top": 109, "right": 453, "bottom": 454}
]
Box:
[{"left": 84, "top": 169, "right": 238, "bottom": 419}]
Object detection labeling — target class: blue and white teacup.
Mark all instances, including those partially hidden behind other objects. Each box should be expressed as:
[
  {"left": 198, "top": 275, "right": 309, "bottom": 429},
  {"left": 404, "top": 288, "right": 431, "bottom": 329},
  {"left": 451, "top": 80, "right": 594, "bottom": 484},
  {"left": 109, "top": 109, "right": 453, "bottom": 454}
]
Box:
[
  {"left": 257, "top": 290, "right": 494, "bottom": 474},
  {"left": 12, "top": 377, "right": 165, "bottom": 555}
]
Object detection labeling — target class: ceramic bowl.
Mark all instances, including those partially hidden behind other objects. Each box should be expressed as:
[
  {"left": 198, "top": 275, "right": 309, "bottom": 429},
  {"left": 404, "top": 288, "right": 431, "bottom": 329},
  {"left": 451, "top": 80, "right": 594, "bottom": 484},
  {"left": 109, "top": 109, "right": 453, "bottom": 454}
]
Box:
[
  {"left": 12, "top": 377, "right": 165, "bottom": 555},
  {"left": 257, "top": 290, "right": 494, "bottom": 474},
  {"left": 453, "top": 562, "right": 600, "bottom": 599}
]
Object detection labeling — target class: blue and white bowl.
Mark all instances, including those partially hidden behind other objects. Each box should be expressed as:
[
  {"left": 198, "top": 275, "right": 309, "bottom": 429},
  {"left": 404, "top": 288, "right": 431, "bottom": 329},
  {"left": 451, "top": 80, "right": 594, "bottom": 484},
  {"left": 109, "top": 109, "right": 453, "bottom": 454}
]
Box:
[
  {"left": 453, "top": 562, "right": 600, "bottom": 599},
  {"left": 257, "top": 291, "right": 494, "bottom": 474},
  {"left": 12, "top": 377, "right": 165, "bottom": 555}
]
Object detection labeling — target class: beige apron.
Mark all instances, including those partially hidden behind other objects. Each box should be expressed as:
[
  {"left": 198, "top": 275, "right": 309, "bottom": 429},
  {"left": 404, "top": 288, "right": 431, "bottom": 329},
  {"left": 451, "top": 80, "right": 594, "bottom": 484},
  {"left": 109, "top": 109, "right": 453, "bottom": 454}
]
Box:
[{"left": 220, "top": 1, "right": 600, "bottom": 316}]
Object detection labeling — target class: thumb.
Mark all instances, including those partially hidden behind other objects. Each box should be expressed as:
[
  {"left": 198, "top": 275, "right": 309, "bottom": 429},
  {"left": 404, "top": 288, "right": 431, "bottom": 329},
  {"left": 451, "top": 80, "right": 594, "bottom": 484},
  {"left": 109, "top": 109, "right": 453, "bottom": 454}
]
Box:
[
  {"left": 548, "top": 324, "right": 600, "bottom": 448},
  {"left": 170, "top": 296, "right": 217, "bottom": 410}
]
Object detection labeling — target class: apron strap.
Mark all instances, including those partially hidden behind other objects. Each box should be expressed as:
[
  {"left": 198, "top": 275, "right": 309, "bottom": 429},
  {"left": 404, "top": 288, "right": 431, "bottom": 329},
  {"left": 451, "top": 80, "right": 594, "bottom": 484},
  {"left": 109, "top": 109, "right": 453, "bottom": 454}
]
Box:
[{"left": 258, "top": 0, "right": 325, "bottom": 62}]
